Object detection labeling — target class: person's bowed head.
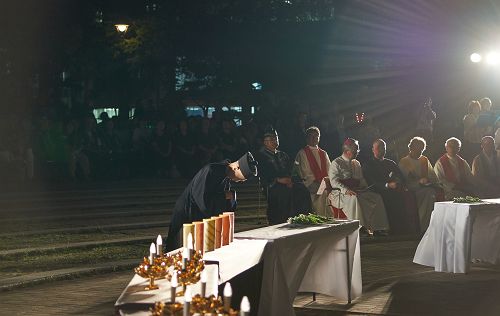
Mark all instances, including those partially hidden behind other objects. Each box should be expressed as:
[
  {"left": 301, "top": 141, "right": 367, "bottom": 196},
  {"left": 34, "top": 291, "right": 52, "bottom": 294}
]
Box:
[{"left": 227, "top": 152, "right": 258, "bottom": 182}]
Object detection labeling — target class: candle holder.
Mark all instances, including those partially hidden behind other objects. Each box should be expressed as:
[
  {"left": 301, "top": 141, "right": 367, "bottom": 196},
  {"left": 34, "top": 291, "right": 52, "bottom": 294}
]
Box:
[
  {"left": 150, "top": 302, "right": 183, "bottom": 316},
  {"left": 155, "top": 254, "right": 175, "bottom": 279},
  {"left": 134, "top": 258, "right": 170, "bottom": 291},
  {"left": 149, "top": 296, "right": 239, "bottom": 316},
  {"left": 167, "top": 250, "right": 205, "bottom": 293}
]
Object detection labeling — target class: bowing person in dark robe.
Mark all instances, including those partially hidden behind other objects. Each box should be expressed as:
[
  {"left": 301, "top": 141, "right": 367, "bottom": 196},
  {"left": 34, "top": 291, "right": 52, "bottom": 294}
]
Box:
[
  {"left": 256, "top": 129, "right": 312, "bottom": 225},
  {"left": 165, "top": 152, "right": 258, "bottom": 251},
  {"left": 363, "top": 139, "right": 415, "bottom": 235}
]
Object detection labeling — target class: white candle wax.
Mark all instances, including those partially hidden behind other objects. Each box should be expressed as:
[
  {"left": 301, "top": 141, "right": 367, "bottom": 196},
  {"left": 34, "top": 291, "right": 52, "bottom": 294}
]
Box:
[
  {"left": 183, "top": 286, "right": 192, "bottom": 316},
  {"left": 240, "top": 296, "right": 250, "bottom": 316},
  {"left": 187, "top": 233, "right": 194, "bottom": 250},
  {"left": 200, "top": 270, "right": 207, "bottom": 297},
  {"left": 149, "top": 242, "right": 156, "bottom": 265},
  {"left": 170, "top": 273, "right": 178, "bottom": 303},
  {"left": 171, "top": 272, "right": 178, "bottom": 287},
  {"left": 156, "top": 235, "right": 163, "bottom": 256},
  {"left": 182, "top": 247, "right": 189, "bottom": 259},
  {"left": 185, "top": 286, "right": 192, "bottom": 301},
  {"left": 182, "top": 247, "right": 189, "bottom": 269},
  {"left": 223, "top": 283, "right": 232, "bottom": 312},
  {"left": 212, "top": 267, "right": 219, "bottom": 297}
]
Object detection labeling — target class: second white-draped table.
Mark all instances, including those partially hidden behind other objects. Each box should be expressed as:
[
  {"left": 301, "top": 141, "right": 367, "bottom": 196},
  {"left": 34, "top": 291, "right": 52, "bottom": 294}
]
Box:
[{"left": 414, "top": 198, "right": 500, "bottom": 273}]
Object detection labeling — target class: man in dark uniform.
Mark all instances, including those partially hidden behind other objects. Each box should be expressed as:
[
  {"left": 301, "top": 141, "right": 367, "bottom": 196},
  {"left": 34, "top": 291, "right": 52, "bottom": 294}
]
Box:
[
  {"left": 165, "top": 152, "right": 258, "bottom": 251},
  {"left": 256, "top": 129, "right": 312, "bottom": 225},
  {"left": 363, "top": 139, "right": 415, "bottom": 234}
]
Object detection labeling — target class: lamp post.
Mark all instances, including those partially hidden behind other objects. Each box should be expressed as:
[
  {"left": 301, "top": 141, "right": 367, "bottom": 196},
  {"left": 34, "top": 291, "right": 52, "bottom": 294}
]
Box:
[{"left": 114, "top": 24, "right": 129, "bottom": 33}]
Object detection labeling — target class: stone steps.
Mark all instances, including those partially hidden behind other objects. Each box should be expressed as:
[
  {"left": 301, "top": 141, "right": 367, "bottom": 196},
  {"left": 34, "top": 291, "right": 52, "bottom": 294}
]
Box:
[
  {"left": 0, "top": 220, "right": 268, "bottom": 257},
  {"left": 0, "top": 178, "right": 268, "bottom": 291},
  {"left": 0, "top": 215, "right": 267, "bottom": 238}
]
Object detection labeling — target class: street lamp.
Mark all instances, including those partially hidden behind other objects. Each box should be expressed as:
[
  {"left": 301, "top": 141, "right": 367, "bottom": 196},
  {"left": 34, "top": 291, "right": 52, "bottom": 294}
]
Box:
[
  {"left": 470, "top": 53, "right": 481, "bottom": 63},
  {"left": 115, "top": 24, "right": 129, "bottom": 33}
]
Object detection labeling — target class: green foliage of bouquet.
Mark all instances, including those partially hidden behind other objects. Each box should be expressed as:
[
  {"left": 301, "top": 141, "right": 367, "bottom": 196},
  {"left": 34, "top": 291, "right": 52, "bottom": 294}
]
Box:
[
  {"left": 452, "top": 196, "right": 483, "bottom": 203},
  {"left": 287, "top": 213, "right": 336, "bottom": 225}
]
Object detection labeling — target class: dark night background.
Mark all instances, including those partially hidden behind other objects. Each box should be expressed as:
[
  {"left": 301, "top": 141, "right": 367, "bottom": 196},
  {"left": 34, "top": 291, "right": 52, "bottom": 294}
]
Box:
[
  {"left": 2, "top": 3, "right": 500, "bottom": 315},
  {"left": 1, "top": 0, "right": 500, "bottom": 174}
]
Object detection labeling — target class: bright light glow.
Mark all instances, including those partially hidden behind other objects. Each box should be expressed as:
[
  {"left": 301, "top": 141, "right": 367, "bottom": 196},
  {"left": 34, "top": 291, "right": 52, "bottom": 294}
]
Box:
[
  {"left": 251, "top": 82, "right": 262, "bottom": 90},
  {"left": 486, "top": 52, "right": 499, "bottom": 65},
  {"left": 115, "top": 24, "right": 129, "bottom": 33},
  {"left": 470, "top": 53, "right": 482, "bottom": 63}
]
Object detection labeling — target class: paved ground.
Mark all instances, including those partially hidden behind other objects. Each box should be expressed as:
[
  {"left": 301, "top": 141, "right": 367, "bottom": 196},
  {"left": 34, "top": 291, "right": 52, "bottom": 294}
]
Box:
[{"left": 2, "top": 238, "right": 500, "bottom": 315}]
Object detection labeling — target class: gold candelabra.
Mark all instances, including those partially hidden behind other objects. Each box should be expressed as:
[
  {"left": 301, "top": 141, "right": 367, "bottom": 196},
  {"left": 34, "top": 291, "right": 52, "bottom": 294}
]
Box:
[
  {"left": 134, "top": 256, "right": 171, "bottom": 291},
  {"left": 167, "top": 250, "right": 205, "bottom": 288},
  {"left": 150, "top": 302, "right": 183, "bottom": 316},
  {"left": 150, "top": 295, "right": 238, "bottom": 316}
]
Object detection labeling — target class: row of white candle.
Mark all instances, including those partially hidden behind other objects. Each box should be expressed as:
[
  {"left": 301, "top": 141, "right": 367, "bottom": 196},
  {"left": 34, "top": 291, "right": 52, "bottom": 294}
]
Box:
[
  {"left": 148, "top": 234, "right": 164, "bottom": 264},
  {"left": 147, "top": 234, "right": 250, "bottom": 315},
  {"left": 181, "top": 283, "right": 250, "bottom": 316},
  {"left": 148, "top": 233, "right": 194, "bottom": 265}
]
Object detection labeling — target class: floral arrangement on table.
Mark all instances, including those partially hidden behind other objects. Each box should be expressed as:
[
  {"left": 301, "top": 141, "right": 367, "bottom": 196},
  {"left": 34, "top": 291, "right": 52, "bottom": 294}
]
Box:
[
  {"left": 287, "top": 213, "right": 338, "bottom": 225},
  {"left": 453, "top": 196, "right": 483, "bottom": 204}
]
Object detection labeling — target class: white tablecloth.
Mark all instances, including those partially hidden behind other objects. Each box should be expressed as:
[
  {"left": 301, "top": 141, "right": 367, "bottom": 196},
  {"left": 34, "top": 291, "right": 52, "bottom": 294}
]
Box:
[
  {"left": 203, "top": 239, "right": 268, "bottom": 283},
  {"left": 115, "top": 221, "right": 361, "bottom": 316},
  {"left": 414, "top": 199, "right": 500, "bottom": 273},
  {"left": 235, "top": 220, "right": 361, "bottom": 316},
  {"left": 115, "top": 239, "right": 267, "bottom": 315}
]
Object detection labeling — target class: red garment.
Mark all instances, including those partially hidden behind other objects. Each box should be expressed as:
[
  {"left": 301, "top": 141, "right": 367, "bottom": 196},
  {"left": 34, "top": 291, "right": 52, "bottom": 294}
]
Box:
[
  {"left": 303, "top": 146, "right": 328, "bottom": 183},
  {"left": 439, "top": 154, "right": 466, "bottom": 186},
  {"left": 330, "top": 206, "right": 348, "bottom": 219}
]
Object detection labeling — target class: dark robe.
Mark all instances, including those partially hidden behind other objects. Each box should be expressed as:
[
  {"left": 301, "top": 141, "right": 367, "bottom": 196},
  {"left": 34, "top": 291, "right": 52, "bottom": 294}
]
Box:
[
  {"left": 256, "top": 148, "right": 312, "bottom": 225},
  {"left": 165, "top": 161, "right": 235, "bottom": 251},
  {"left": 363, "top": 157, "right": 416, "bottom": 234}
]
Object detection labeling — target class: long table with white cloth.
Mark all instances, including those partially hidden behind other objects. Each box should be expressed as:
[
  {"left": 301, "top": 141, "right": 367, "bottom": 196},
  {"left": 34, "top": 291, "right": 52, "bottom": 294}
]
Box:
[
  {"left": 413, "top": 198, "right": 500, "bottom": 273},
  {"left": 114, "top": 220, "right": 361, "bottom": 316},
  {"left": 234, "top": 220, "right": 362, "bottom": 316}
]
